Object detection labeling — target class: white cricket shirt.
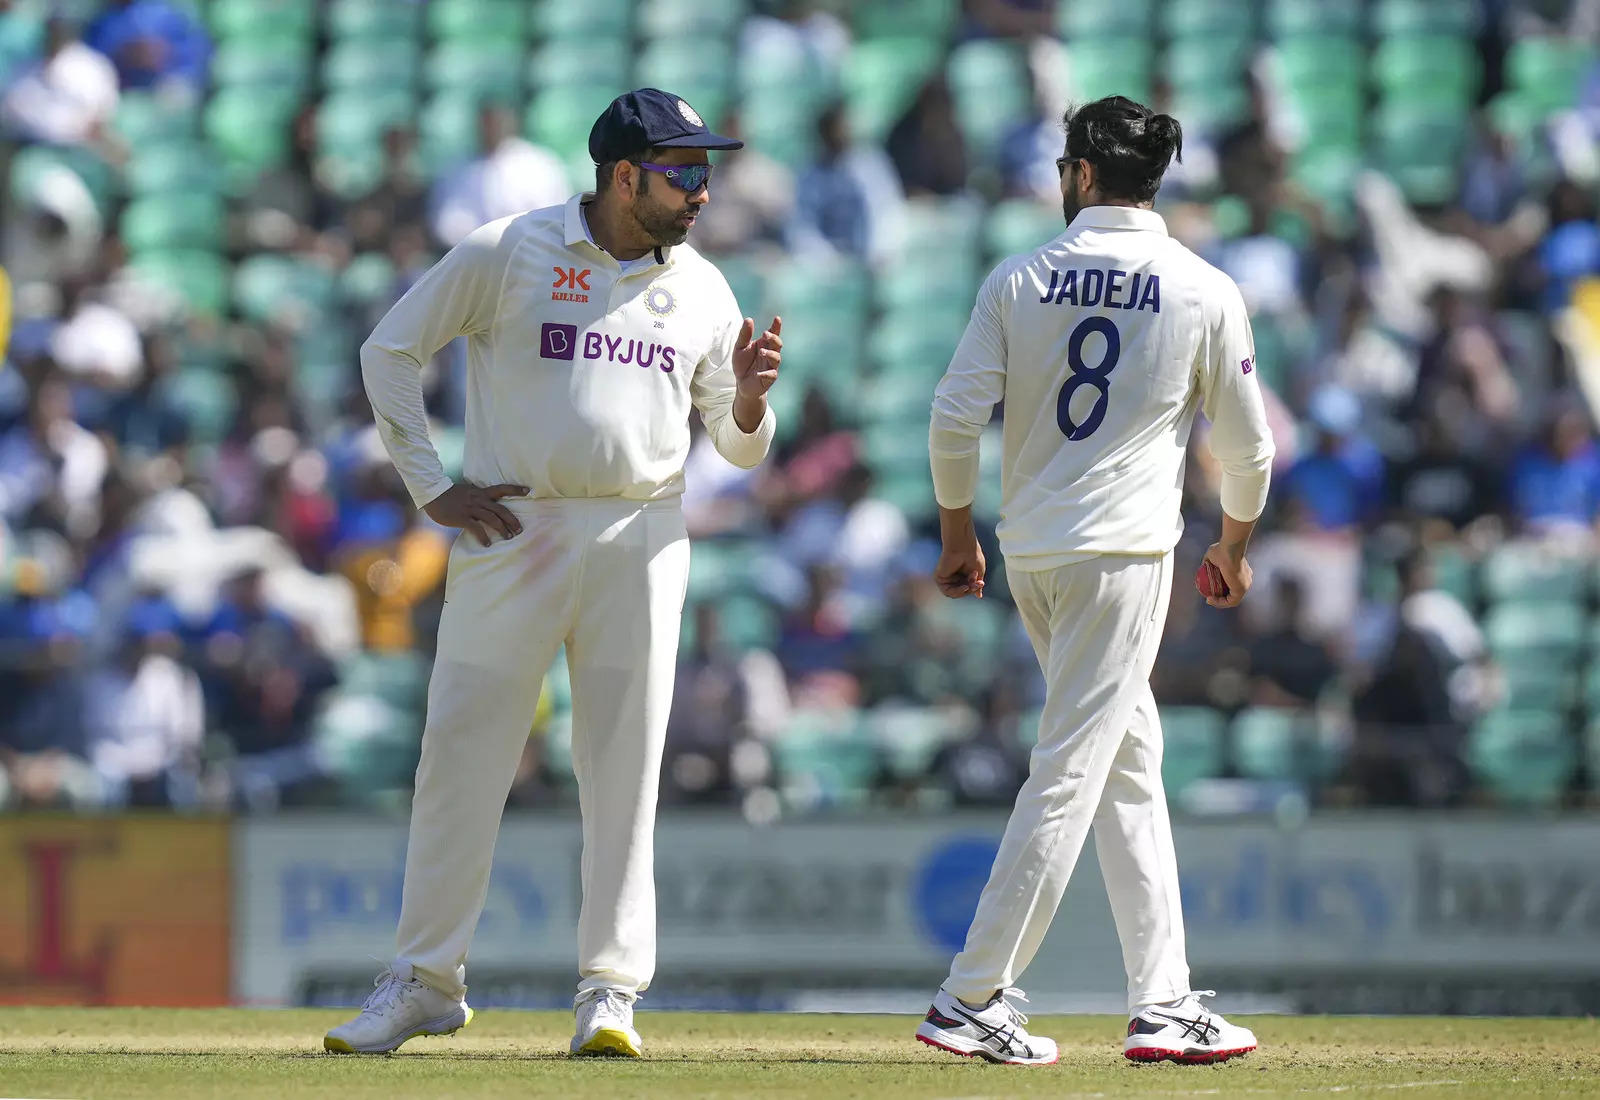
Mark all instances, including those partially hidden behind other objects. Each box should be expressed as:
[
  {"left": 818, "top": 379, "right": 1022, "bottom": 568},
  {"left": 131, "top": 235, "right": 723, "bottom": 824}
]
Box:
[
  {"left": 361, "top": 192, "right": 777, "bottom": 509},
  {"left": 930, "top": 205, "right": 1274, "bottom": 570}
]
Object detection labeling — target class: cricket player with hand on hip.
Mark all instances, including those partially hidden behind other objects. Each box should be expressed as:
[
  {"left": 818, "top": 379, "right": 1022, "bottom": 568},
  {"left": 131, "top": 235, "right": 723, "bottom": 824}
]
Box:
[
  {"left": 325, "top": 88, "right": 782, "bottom": 1058},
  {"left": 915, "top": 96, "right": 1274, "bottom": 1067}
]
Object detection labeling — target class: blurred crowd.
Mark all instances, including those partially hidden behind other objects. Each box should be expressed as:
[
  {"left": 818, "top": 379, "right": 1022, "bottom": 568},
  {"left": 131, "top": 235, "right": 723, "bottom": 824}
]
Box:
[{"left": 2, "top": 0, "right": 1600, "bottom": 818}]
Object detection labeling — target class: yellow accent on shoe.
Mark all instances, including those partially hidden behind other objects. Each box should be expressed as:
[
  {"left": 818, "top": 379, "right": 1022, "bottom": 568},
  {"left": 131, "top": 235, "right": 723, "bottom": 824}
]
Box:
[
  {"left": 323, "top": 1035, "right": 354, "bottom": 1053},
  {"left": 576, "top": 1027, "right": 642, "bottom": 1057},
  {"left": 426, "top": 1004, "right": 473, "bottom": 1037}
]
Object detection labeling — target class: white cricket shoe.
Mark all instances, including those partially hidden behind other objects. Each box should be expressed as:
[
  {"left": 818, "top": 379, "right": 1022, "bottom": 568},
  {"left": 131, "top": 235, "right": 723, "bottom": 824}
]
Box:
[
  {"left": 1124, "top": 990, "right": 1257, "bottom": 1064},
  {"left": 915, "top": 987, "right": 1058, "bottom": 1066},
  {"left": 323, "top": 963, "right": 472, "bottom": 1054},
  {"left": 570, "top": 987, "right": 642, "bottom": 1057}
]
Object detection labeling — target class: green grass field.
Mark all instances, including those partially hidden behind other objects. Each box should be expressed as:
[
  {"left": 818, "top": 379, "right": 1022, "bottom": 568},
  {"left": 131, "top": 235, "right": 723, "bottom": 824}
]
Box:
[{"left": 1, "top": 1010, "right": 1596, "bottom": 1099}]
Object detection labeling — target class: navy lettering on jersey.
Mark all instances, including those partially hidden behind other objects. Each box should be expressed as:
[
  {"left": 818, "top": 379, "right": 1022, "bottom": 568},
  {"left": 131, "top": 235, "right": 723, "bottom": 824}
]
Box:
[
  {"left": 1138, "top": 274, "right": 1161, "bottom": 312},
  {"left": 1042, "top": 268, "right": 1161, "bottom": 314},
  {"left": 1106, "top": 269, "right": 1126, "bottom": 308},
  {"left": 1081, "top": 269, "right": 1104, "bottom": 307}
]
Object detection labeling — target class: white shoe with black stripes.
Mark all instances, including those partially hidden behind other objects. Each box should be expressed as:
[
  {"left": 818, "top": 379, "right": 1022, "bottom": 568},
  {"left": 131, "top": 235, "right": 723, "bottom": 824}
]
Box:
[
  {"left": 1124, "top": 990, "right": 1256, "bottom": 1064},
  {"left": 915, "top": 987, "right": 1058, "bottom": 1066}
]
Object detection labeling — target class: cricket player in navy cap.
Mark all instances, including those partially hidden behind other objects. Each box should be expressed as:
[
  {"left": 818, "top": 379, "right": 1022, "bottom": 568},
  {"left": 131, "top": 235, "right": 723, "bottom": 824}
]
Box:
[{"left": 326, "top": 88, "right": 783, "bottom": 1058}]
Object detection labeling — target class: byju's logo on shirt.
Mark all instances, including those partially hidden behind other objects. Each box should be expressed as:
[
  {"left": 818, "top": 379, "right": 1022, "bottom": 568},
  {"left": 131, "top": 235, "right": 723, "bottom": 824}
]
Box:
[
  {"left": 1241, "top": 357, "right": 1254, "bottom": 375},
  {"left": 540, "top": 323, "right": 678, "bottom": 372},
  {"left": 552, "top": 267, "right": 591, "bottom": 303},
  {"left": 541, "top": 322, "right": 578, "bottom": 360}
]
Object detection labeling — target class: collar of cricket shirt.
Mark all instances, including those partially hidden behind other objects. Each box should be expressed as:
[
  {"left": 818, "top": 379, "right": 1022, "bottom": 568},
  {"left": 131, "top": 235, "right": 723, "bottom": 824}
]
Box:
[
  {"left": 566, "top": 192, "right": 674, "bottom": 268},
  {"left": 1067, "top": 205, "right": 1168, "bottom": 236}
]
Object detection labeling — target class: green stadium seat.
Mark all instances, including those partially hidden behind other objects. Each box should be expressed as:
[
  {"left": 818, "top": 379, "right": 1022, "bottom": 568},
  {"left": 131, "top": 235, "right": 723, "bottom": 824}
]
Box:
[
  {"left": 900, "top": 198, "right": 986, "bottom": 268},
  {"left": 637, "top": 36, "right": 734, "bottom": 93},
  {"left": 1275, "top": 37, "right": 1366, "bottom": 95},
  {"left": 126, "top": 141, "right": 224, "bottom": 196},
  {"left": 9, "top": 144, "right": 114, "bottom": 218},
  {"left": 852, "top": 0, "right": 958, "bottom": 41},
  {"left": 1066, "top": 38, "right": 1154, "bottom": 104},
  {"left": 947, "top": 39, "right": 1033, "bottom": 162},
  {"left": 121, "top": 194, "right": 224, "bottom": 253},
  {"left": 0, "top": 8, "right": 41, "bottom": 87},
  {"left": 1506, "top": 37, "right": 1598, "bottom": 113},
  {"left": 986, "top": 198, "right": 1065, "bottom": 260},
  {"left": 712, "top": 257, "right": 766, "bottom": 315},
  {"left": 731, "top": 87, "right": 818, "bottom": 168},
  {"left": 1485, "top": 601, "right": 1586, "bottom": 665},
  {"left": 716, "top": 592, "right": 781, "bottom": 652},
  {"left": 529, "top": 39, "right": 625, "bottom": 91},
  {"left": 1175, "top": 82, "right": 1253, "bottom": 134},
  {"left": 639, "top": 0, "right": 749, "bottom": 38},
  {"left": 1232, "top": 706, "right": 1341, "bottom": 781},
  {"left": 1429, "top": 544, "right": 1478, "bottom": 607},
  {"left": 322, "top": 39, "right": 420, "bottom": 92},
  {"left": 417, "top": 93, "right": 480, "bottom": 174},
  {"left": 317, "top": 89, "right": 416, "bottom": 152},
  {"left": 1374, "top": 0, "right": 1483, "bottom": 37},
  {"left": 867, "top": 313, "right": 966, "bottom": 376},
  {"left": 341, "top": 252, "right": 398, "bottom": 308},
  {"left": 528, "top": 85, "right": 628, "bottom": 159},
  {"left": 127, "top": 250, "right": 230, "bottom": 318},
  {"left": 232, "top": 254, "right": 338, "bottom": 324},
  {"left": 842, "top": 38, "right": 944, "bottom": 145},
  {"left": 339, "top": 651, "right": 431, "bottom": 712},
  {"left": 1167, "top": 37, "right": 1255, "bottom": 94},
  {"left": 1468, "top": 710, "right": 1576, "bottom": 808},
  {"left": 204, "top": 87, "right": 301, "bottom": 179},
  {"left": 861, "top": 421, "right": 934, "bottom": 472},
  {"left": 1586, "top": 719, "right": 1600, "bottom": 789},
  {"left": 1483, "top": 545, "right": 1588, "bottom": 604},
  {"left": 209, "top": 0, "right": 315, "bottom": 41},
  {"left": 1266, "top": 0, "right": 1362, "bottom": 37},
  {"left": 767, "top": 258, "right": 871, "bottom": 326},
  {"left": 313, "top": 692, "right": 424, "bottom": 803},
  {"left": 1059, "top": 0, "right": 1152, "bottom": 39},
  {"left": 869, "top": 706, "right": 968, "bottom": 781},
  {"left": 773, "top": 709, "right": 880, "bottom": 811},
  {"left": 113, "top": 91, "right": 199, "bottom": 145},
  {"left": 875, "top": 262, "right": 981, "bottom": 314},
  {"left": 1500, "top": 659, "right": 1580, "bottom": 713},
  {"left": 328, "top": 0, "right": 423, "bottom": 41},
  {"left": 686, "top": 539, "right": 760, "bottom": 601},
  {"left": 1158, "top": 706, "right": 1227, "bottom": 798},
  {"left": 425, "top": 41, "right": 523, "bottom": 99},
  {"left": 1288, "top": 85, "right": 1364, "bottom": 153},
  {"left": 210, "top": 38, "right": 311, "bottom": 89},
  {"left": 531, "top": 0, "right": 634, "bottom": 40},
  {"left": 427, "top": 0, "right": 528, "bottom": 42},
  {"left": 1371, "top": 35, "right": 1480, "bottom": 102},
  {"left": 162, "top": 365, "right": 239, "bottom": 442},
  {"left": 1371, "top": 103, "right": 1470, "bottom": 205},
  {"left": 870, "top": 469, "right": 939, "bottom": 526},
  {"left": 1159, "top": 0, "right": 1255, "bottom": 40}
]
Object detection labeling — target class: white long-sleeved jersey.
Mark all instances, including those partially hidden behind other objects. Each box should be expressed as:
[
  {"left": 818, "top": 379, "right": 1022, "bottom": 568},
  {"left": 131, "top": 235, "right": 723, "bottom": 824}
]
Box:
[
  {"left": 361, "top": 193, "right": 777, "bottom": 509},
  {"left": 930, "top": 205, "right": 1274, "bottom": 570}
]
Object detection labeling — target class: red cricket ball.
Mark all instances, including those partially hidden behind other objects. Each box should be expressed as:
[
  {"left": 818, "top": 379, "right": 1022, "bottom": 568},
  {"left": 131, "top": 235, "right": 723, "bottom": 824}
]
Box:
[{"left": 1196, "top": 559, "right": 1230, "bottom": 600}]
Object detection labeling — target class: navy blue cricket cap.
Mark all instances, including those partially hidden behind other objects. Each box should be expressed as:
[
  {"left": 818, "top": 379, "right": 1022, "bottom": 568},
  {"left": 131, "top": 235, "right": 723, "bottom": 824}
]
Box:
[{"left": 588, "top": 87, "right": 744, "bottom": 163}]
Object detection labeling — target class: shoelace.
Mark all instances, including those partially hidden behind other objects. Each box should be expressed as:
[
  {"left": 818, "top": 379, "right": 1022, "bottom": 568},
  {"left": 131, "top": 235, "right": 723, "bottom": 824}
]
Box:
[
  {"left": 580, "top": 988, "right": 636, "bottom": 1019},
  {"left": 361, "top": 968, "right": 413, "bottom": 1013},
  {"left": 994, "top": 987, "right": 1032, "bottom": 1028},
  {"left": 1185, "top": 989, "right": 1218, "bottom": 1016}
]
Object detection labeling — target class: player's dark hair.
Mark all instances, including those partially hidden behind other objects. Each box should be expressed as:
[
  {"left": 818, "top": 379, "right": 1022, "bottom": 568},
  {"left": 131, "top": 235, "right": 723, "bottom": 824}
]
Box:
[
  {"left": 595, "top": 146, "right": 665, "bottom": 194},
  {"left": 1061, "top": 95, "right": 1183, "bottom": 204}
]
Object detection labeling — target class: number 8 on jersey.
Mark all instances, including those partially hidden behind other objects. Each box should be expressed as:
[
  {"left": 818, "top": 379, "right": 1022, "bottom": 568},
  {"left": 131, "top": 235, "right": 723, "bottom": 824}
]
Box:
[{"left": 1057, "top": 316, "right": 1121, "bottom": 441}]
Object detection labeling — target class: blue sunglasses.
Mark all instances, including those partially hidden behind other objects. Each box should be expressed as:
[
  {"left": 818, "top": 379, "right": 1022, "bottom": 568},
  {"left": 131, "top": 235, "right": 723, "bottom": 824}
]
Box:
[{"left": 637, "top": 161, "right": 714, "bottom": 193}]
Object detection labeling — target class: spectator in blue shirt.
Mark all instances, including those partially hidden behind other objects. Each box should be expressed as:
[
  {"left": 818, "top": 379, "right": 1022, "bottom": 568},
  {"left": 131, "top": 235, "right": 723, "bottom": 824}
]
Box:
[
  {"left": 84, "top": 0, "right": 209, "bottom": 92},
  {"left": 1536, "top": 180, "right": 1600, "bottom": 313},
  {"left": 1508, "top": 405, "right": 1600, "bottom": 535},
  {"left": 1283, "top": 387, "right": 1386, "bottom": 532}
]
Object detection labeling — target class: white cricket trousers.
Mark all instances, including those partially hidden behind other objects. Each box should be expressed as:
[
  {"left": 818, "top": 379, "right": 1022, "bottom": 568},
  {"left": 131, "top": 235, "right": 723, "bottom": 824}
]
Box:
[
  {"left": 394, "top": 496, "right": 689, "bottom": 1002},
  {"left": 945, "top": 552, "right": 1191, "bottom": 1016}
]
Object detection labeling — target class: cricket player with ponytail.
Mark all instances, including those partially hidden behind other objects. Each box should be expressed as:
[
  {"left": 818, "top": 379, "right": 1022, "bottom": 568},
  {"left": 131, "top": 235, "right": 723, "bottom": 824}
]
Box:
[{"left": 917, "top": 95, "right": 1273, "bottom": 1067}]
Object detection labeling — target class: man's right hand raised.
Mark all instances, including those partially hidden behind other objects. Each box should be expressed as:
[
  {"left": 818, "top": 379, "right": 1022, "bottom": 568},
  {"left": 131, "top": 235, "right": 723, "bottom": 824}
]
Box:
[{"left": 424, "top": 482, "right": 529, "bottom": 546}]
